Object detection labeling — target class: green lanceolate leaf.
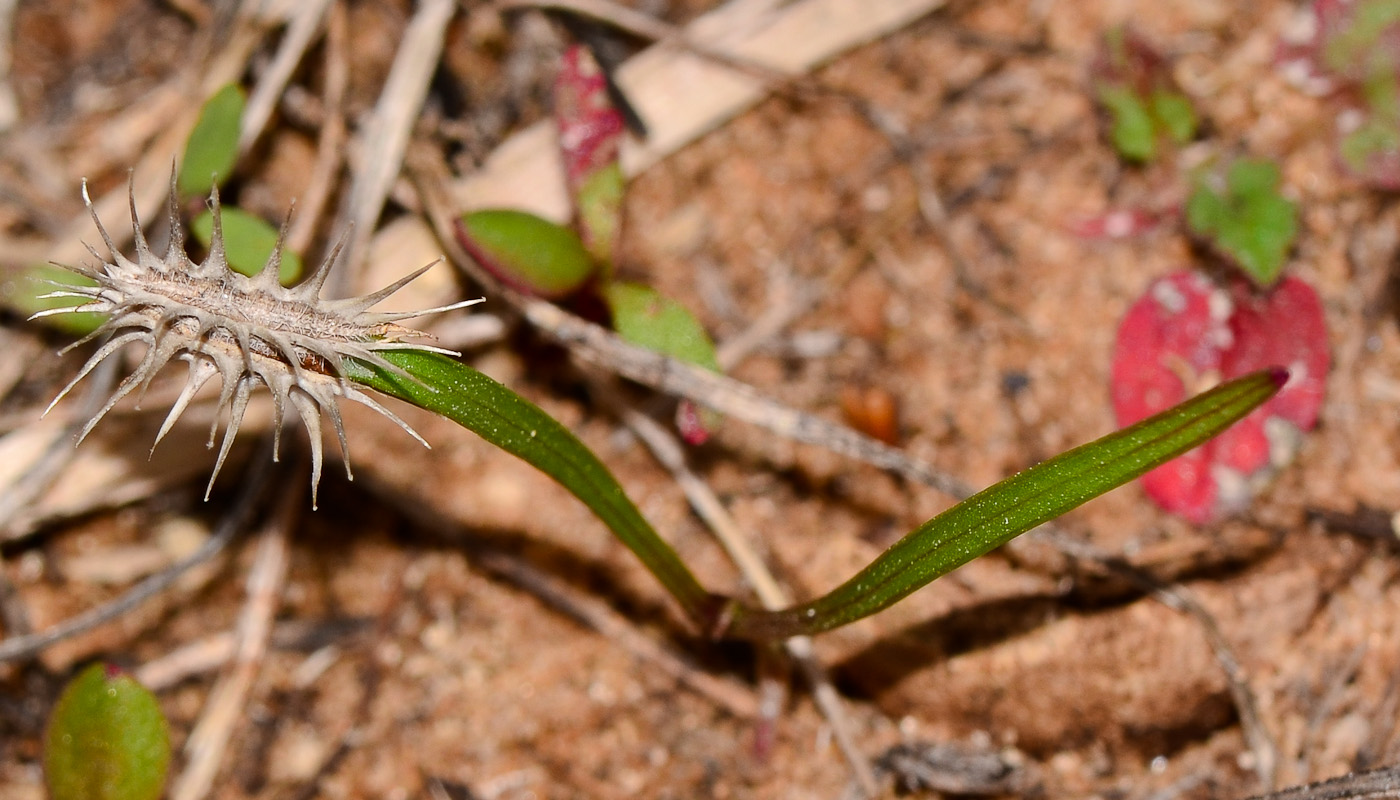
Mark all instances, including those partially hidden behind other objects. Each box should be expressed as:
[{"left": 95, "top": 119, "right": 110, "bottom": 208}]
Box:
[
  {"left": 1149, "top": 88, "right": 1198, "bottom": 144},
  {"left": 577, "top": 163, "right": 625, "bottom": 269},
  {"left": 722, "top": 368, "right": 1286, "bottom": 639},
  {"left": 191, "top": 207, "right": 303, "bottom": 285},
  {"left": 346, "top": 350, "right": 729, "bottom": 631},
  {"left": 351, "top": 350, "right": 1282, "bottom": 641},
  {"left": 457, "top": 209, "right": 597, "bottom": 298},
  {"left": 604, "top": 282, "right": 721, "bottom": 372},
  {"left": 177, "top": 83, "right": 245, "bottom": 198},
  {"left": 1100, "top": 85, "right": 1158, "bottom": 162},
  {"left": 44, "top": 663, "right": 170, "bottom": 800}
]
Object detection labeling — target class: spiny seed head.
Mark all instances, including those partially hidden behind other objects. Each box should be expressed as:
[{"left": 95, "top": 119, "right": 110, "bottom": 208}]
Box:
[{"left": 33, "top": 175, "right": 482, "bottom": 507}]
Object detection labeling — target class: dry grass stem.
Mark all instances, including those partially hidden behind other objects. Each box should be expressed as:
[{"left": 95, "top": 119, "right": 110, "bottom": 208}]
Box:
[
  {"left": 0, "top": 443, "right": 272, "bottom": 664},
  {"left": 172, "top": 466, "right": 299, "bottom": 800},
  {"left": 336, "top": 0, "right": 455, "bottom": 288},
  {"left": 607, "top": 389, "right": 880, "bottom": 797},
  {"left": 238, "top": 0, "right": 334, "bottom": 156},
  {"left": 285, "top": 0, "right": 350, "bottom": 255}
]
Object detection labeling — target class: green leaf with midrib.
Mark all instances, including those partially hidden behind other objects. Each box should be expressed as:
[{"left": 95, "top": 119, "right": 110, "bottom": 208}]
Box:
[{"left": 350, "top": 351, "right": 1282, "bottom": 640}]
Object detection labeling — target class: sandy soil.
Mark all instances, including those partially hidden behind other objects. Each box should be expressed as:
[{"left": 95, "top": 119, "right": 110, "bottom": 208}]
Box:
[{"left": 2, "top": 1, "right": 1400, "bottom": 798}]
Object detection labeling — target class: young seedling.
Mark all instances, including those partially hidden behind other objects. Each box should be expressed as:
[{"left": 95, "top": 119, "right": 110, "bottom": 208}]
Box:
[
  {"left": 456, "top": 43, "right": 723, "bottom": 442},
  {"left": 555, "top": 43, "right": 626, "bottom": 269},
  {"left": 35, "top": 166, "right": 1284, "bottom": 640},
  {"left": 1279, "top": 0, "right": 1400, "bottom": 186},
  {"left": 1092, "top": 26, "right": 1199, "bottom": 163},
  {"left": 1068, "top": 28, "right": 1196, "bottom": 244},
  {"left": 44, "top": 663, "right": 170, "bottom": 800},
  {"left": 1087, "top": 36, "right": 1327, "bottom": 524},
  {"left": 1186, "top": 158, "right": 1299, "bottom": 287}
]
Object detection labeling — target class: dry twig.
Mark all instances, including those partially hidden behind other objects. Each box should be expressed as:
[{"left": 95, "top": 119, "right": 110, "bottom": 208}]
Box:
[
  {"left": 1242, "top": 765, "right": 1400, "bottom": 800},
  {"left": 285, "top": 0, "right": 350, "bottom": 255},
  {"left": 405, "top": 145, "right": 974, "bottom": 502},
  {"left": 0, "top": 357, "right": 118, "bottom": 539},
  {"left": 0, "top": 439, "right": 274, "bottom": 664},
  {"left": 239, "top": 0, "right": 334, "bottom": 156},
  {"left": 172, "top": 459, "right": 301, "bottom": 800},
  {"left": 605, "top": 389, "right": 880, "bottom": 797},
  {"left": 335, "top": 0, "right": 456, "bottom": 288},
  {"left": 1044, "top": 532, "right": 1281, "bottom": 792}
]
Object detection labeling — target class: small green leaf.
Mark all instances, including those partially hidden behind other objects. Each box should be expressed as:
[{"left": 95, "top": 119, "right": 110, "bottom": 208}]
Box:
[
  {"left": 1149, "top": 89, "right": 1197, "bottom": 144},
  {"left": 1362, "top": 69, "right": 1400, "bottom": 122},
  {"left": 44, "top": 663, "right": 170, "bottom": 800},
  {"left": 1100, "top": 85, "right": 1157, "bottom": 162},
  {"left": 1224, "top": 159, "right": 1280, "bottom": 195},
  {"left": 604, "top": 282, "right": 720, "bottom": 373},
  {"left": 1186, "top": 159, "right": 1298, "bottom": 288},
  {"left": 457, "top": 209, "right": 597, "bottom": 298},
  {"left": 191, "top": 207, "right": 302, "bottom": 285},
  {"left": 577, "top": 163, "right": 625, "bottom": 269},
  {"left": 177, "top": 83, "right": 245, "bottom": 198},
  {"left": 5, "top": 264, "right": 105, "bottom": 335}
]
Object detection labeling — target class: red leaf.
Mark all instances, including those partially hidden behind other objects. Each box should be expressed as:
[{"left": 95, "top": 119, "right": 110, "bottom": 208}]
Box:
[
  {"left": 1112, "top": 271, "right": 1328, "bottom": 522},
  {"left": 1219, "top": 276, "right": 1328, "bottom": 431}
]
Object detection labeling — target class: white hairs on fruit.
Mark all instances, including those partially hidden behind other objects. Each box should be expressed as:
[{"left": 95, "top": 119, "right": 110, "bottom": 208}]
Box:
[{"left": 33, "top": 175, "right": 481, "bottom": 506}]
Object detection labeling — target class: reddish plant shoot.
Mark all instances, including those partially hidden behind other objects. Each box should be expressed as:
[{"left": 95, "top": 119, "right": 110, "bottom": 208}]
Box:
[
  {"left": 1112, "top": 271, "right": 1328, "bottom": 522},
  {"left": 1092, "top": 26, "right": 1198, "bottom": 162},
  {"left": 556, "top": 44, "right": 627, "bottom": 267},
  {"left": 1278, "top": 0, "right": 1400, "bottom": 186}
]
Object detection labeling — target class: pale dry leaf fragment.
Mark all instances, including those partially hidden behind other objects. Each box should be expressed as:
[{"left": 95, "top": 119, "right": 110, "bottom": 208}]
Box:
[{"left": 34, "top": 175, "right": 481, "bottom": 506}]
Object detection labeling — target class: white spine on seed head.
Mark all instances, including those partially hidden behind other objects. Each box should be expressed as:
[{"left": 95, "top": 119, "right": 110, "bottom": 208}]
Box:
[{"left": 32, "top": 175, "right": 482, "bottom": 507}]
